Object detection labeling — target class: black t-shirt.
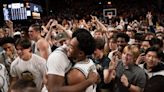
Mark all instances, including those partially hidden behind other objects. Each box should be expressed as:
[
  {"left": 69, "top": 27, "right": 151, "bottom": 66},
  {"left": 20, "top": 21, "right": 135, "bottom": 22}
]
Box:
[{"left": 92, "top": 55, "right": 113, "bottom": 90}]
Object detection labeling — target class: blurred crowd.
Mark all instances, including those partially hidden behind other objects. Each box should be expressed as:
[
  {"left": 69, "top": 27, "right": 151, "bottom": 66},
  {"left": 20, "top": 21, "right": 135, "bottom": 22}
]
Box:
[{"left": 0, "top": 1, "right": 164, "bottom": 92}]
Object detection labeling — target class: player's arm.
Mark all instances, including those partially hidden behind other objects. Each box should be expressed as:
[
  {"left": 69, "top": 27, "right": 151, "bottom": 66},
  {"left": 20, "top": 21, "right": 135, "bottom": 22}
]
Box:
[{"left": 47, "top": 70, "right": 97, "bottom": 92}]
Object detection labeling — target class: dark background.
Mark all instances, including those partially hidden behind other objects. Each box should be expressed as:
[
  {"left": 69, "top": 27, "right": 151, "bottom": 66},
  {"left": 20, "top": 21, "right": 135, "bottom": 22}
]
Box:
[{"left": 0, "top": 0, "right": 163, "bottom": 27}]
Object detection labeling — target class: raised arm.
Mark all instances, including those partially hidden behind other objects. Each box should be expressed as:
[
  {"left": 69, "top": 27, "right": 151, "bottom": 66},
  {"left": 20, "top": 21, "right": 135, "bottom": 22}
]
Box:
[
  {"left": 146, "top": 12, "right": 155, "bottom": 33},
  {"left": 5, "top": 20, "right": 14, "bottom": 37},
  {"left": 44, "top": 20, "right": 58, "bottom": 40},
  {"left": 45, "top": 19, "right": 54, "bottom": 30},
  {"left": 104, "top": 60, "right": 116, "bottom": 84},
  {"left": 91, "top": 15, "right": 108, "bottom": 31},
  {"left": 56, "top": 23, "right": 72, "bottom": 38}
]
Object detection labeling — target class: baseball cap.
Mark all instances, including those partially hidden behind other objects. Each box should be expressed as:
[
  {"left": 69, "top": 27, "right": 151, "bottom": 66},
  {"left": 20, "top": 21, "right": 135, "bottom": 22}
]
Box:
[{"left": 55, "top": 32, "right": 69, "bottom": 42}]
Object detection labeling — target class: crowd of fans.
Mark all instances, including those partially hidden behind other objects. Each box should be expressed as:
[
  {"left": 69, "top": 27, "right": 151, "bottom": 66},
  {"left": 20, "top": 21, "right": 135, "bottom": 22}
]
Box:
[{"left": 0, "top": 1, "right": 164, "bottom": 92}]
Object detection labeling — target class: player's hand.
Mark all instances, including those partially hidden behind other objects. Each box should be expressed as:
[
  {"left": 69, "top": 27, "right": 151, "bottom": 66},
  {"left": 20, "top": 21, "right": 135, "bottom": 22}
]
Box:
[
  {"left": 6, "top": 20, "right": 13, "bottom": 28},
  {"left": 87, "top": 71, "right": 100, "bottom": 84}
]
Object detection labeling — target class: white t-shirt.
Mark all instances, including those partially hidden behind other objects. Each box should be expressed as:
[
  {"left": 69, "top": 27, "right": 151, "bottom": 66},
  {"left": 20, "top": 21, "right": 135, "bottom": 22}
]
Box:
[
  {"left": 0, "top": 64, "right": 9, "bottom": 92},
  {"left": 47, "top": 45, "right": 72, "bottom": 76},
  {"left": 42, "top": 45, "right": 72, "bottom": 92},
  {"left": 128, "top": 38, "right": 135, "bottom": 45},
  {"left": 10, "top": 54, "right": 47, "bottom": 90}
]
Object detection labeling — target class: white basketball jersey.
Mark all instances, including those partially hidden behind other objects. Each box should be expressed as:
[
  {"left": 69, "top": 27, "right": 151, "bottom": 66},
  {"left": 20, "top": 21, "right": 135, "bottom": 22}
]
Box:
[{"left": 73, "top": 59, "right": 97, "bottom": 92}]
